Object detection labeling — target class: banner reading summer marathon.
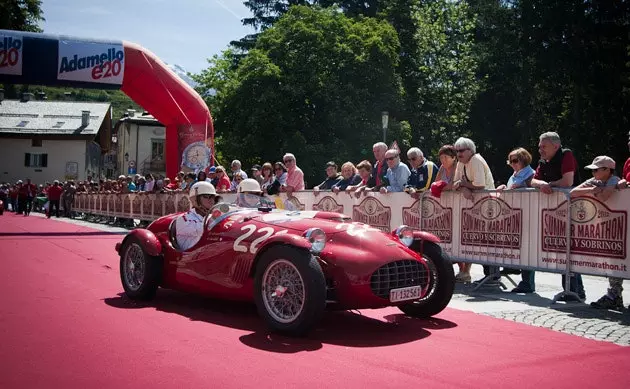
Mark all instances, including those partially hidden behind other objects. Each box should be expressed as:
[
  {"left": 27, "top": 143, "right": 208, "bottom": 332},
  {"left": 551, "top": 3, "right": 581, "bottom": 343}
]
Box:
[
  {"left": 57, "top": 39, "right": 125, "bottom": 84},
  {"left": 0, "top": 30, "right": 24, "bottom": 76}
]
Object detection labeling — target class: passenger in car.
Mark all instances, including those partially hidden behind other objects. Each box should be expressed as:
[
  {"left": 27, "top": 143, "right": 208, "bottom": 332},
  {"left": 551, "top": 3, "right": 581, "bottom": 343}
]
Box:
[{"left": 235, "top": 179, "right": 275, "bottom": 209}]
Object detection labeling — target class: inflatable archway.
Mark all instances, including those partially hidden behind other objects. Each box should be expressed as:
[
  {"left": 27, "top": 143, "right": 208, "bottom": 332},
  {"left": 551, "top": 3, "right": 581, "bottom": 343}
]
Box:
[{"left": 0, "top": 29, "right": 213, "bottom": 179}]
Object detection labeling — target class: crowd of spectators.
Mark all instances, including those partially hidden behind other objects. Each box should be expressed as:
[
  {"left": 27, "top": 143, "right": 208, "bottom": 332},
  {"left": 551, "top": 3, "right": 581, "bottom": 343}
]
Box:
[{"left": 1, "top": 130, "right": 629, "bottom": 309}]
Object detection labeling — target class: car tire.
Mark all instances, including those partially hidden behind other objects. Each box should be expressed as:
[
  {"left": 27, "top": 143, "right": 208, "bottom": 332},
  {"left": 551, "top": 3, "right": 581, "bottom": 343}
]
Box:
[
  {"left": 398, "top": 241, "right": 455, "bottom": 318},
  {"left": 254, "top": 245, "right": 326, "bottom": 336},
  {"left": 119, "top": 237, "right": 162, "bottom": 300}
]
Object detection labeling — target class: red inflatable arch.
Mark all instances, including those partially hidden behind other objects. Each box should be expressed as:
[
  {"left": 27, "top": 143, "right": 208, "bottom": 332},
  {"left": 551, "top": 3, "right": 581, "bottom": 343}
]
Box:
[{"left": 0, "top": 29, "right": 214, "bottom": 178}]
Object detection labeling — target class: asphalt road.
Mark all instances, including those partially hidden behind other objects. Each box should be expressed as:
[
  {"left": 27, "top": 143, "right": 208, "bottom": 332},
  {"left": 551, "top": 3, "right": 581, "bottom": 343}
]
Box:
[{"left": 1, "top": 212, "right": 629, "bottom": 389}]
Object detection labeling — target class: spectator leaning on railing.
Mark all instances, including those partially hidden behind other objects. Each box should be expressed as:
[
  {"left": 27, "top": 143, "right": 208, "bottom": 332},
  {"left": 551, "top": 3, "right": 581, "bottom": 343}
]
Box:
[
  {"left": 405, "top": 147, "right": 438, "bottom": 195},
  {"left": 519, "top": 131, "right": 584, "bottom": 301},
  {"left": 380, "top": 149, "right": 411, "bottom": 193},
  {"left": 452, "top": 137, "right": 496, "bottom": 284},
  {"left": 587, "top": 132, "right": 630, "bottom": 311}
]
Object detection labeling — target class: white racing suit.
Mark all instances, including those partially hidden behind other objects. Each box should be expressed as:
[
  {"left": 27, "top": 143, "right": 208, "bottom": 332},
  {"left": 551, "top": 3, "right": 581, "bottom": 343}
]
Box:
[{"left": 175, "top": 208, "right": 205, "bottom": 250}]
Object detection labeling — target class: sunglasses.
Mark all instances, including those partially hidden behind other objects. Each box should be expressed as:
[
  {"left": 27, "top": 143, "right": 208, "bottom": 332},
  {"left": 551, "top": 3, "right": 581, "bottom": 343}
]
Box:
[
  {"left": 199, "top": 194, "right": 214, "bottom": 199},
  {"left": 509, "top": 158, "right": 519, "bottom": 164}
]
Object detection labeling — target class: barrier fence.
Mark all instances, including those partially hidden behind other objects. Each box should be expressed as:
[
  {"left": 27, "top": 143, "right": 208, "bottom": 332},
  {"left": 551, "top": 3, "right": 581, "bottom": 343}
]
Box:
[{"left": 73, "top": 189, "right": 630, "bottom": 281}]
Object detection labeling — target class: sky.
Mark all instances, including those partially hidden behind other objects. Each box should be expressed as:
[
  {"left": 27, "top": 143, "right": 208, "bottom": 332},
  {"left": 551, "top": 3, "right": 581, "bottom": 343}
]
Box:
[{"left": 40, "top": 0, "right": 256, "bottom": 75}]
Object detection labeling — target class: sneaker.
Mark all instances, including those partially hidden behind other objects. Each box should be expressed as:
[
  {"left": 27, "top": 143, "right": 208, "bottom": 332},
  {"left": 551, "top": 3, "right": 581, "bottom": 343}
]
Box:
[
  {"left": 511, "top": 285, "right": 534, "bottom": 294},
  {"left": 455, "top": 272, "right": 471, "bottom": 283},
  {"left": 557, "top": 294, "right": 583, "bottom": 302},
  {"left": 590, "top": 295, "right": 624, "bottom": 311}
]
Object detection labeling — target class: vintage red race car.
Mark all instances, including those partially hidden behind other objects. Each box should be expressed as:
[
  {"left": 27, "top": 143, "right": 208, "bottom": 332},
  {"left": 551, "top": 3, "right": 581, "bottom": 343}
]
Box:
[{"left": 115, "top": 203, "right": 455, "bottom": 336}]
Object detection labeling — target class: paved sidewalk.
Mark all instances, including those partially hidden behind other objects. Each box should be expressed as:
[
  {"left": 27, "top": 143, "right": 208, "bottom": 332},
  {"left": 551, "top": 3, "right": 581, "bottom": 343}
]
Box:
[
  {"left": 23, "top": 212, "right": 630, "bottom": 346},
  {"left": 451, "top": 268, "right": 630, "bottom": 346}
]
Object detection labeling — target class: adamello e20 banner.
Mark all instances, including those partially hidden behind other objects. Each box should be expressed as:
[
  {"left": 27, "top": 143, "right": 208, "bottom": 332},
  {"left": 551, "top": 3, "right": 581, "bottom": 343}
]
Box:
[
  {"left": 57, "top": 39, "right": 125, "bottom": 85},
  {"left": 0, "top": 31, "right": 23, "bottom": 76}
]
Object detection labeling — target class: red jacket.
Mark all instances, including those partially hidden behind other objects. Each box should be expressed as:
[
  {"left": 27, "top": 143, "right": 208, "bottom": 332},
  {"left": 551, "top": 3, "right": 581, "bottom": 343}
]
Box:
[
  {"left": 19, "top": 183, "right": 37, "bottom": 198},
  {"left": 623, "top": 157, "right": 630, "bottom": 182},
  {"left": 47, "top": 185, "right": 64, "bottom": 201}
]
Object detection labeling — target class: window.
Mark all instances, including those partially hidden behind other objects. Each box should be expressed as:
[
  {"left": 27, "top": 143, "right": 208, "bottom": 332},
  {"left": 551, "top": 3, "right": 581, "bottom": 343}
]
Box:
[
  {"left": 52, "top": 121, "right": 65, "bottom": 128},
  {"left": 32, "top": 139, "right": 42, "bottom": 147},
  {"left": 24, "top": 153, "right": 48, "bottom": 168},
  {"left": 151, "top": 139, "right": 165, "bottom": 160},
  {"left": 16, "top": 120, "right": 29, "bottom": 127}
]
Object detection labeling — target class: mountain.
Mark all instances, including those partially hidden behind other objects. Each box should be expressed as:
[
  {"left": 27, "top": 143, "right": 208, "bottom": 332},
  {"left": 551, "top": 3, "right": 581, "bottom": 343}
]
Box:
[{"left": 166, "top": 63, "right": 198, "bottom": 89}]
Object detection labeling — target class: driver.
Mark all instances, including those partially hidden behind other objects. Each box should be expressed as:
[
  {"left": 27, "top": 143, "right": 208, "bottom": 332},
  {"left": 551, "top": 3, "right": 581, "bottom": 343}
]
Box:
[
  {"left": 175, "top": 181, "right": 218, "bottom": 250},
  {"left": 235, "top": 178, "right": 275, "bottom": 209}
]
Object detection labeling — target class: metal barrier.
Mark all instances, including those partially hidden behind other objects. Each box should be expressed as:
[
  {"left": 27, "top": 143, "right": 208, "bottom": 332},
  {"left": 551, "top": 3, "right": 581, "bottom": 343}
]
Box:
[{"left": 73, "top": 189, "right": 630, "bottom": 293}]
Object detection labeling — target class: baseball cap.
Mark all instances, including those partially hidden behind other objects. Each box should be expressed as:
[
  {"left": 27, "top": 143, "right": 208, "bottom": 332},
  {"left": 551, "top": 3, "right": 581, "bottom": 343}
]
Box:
[
  {"left": 208, "top": 166, "right": 217, "bottom": 173},
  {"left": 251, "top": 164, "right": 262, "bottom": 171},
  {"left": 585, "top": 156, "right": 615, "bottom": 170}
]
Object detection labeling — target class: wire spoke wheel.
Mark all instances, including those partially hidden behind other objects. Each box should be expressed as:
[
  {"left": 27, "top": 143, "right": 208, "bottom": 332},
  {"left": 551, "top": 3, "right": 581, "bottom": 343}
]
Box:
[
  {"left": 261, "top": 259, "right": 305, "bottom": 324},
  {"left": 123, "top": 243, "right": 146, "bottom": 291}
]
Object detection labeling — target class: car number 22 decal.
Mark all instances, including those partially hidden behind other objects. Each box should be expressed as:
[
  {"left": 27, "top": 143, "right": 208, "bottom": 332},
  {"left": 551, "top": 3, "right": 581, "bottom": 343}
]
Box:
[{"left": 233, "top": 225, "right": 288, "bottom": 254}]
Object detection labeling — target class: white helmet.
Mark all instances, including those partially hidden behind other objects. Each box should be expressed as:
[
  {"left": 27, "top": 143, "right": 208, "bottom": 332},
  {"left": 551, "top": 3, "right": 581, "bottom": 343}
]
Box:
[
  {"left": 238, "top": 178, "right": 262, "bottom": 193},
  {"left": 189, "top": 181, "right": 217, "bottom": 209}
]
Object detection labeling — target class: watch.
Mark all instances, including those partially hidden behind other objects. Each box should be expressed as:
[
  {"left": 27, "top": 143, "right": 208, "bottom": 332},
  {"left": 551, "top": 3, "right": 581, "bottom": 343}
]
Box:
[{"left": 181, "top": 141, "right": 211, "bottom": 171}]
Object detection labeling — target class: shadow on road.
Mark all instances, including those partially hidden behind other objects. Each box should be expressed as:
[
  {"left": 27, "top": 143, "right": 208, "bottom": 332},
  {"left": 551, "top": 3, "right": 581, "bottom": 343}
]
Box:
[{"left": 104, "top": 290, "right": 457, "bottom": 353}]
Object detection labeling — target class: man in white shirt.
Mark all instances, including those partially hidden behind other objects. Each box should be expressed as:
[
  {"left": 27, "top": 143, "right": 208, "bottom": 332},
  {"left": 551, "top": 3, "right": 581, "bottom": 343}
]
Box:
[{"left": 175, "top": 181, "right": 218, "bottom": 250}]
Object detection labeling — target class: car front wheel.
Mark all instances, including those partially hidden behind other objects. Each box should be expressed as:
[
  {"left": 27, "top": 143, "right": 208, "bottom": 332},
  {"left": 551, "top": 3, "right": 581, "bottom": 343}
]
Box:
[
  {"left": 398, "top": 241, "right": 455, "bottom": 318},
  {"left": 254, "top": 245, "right": 326, "bottom": 336},
  {"left": 119, "top": 237, "right": 162, "bottom": 300}
]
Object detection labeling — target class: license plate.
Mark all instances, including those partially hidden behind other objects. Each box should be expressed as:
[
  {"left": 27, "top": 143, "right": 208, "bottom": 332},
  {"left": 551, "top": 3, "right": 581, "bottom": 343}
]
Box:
[{"left": 389, "top": 285, "right": 422, "bottom": 303}]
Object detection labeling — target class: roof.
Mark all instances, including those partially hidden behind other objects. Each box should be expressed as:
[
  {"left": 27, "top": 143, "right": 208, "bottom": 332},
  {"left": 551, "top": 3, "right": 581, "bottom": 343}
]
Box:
[
  {"left": 117, "top": 111, "right": 164, "bottom": 126},
  {"left": 0, "top": 99, "right": 111, "bottom": 136}
]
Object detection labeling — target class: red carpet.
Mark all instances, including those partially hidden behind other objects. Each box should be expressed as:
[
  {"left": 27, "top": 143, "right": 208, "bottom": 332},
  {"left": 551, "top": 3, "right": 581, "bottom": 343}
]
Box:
[{"left": 1, "top": 213, "right": 629, "bottom": 389}]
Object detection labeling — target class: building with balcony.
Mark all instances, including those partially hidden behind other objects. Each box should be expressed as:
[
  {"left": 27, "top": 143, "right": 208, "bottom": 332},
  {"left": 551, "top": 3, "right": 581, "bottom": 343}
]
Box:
[
  {"left": 0, "top": 91, "right": 113, "bottom": 184},
  {"left": 114, "top": 110, "right": 166, "bottom": 178}
]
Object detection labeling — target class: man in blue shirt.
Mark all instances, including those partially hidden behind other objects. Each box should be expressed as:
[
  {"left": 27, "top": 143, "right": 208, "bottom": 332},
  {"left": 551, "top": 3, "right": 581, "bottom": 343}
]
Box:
[
  {"left": 381, "top": 149, "right": 411, "bottom": 193},
  {"left": 405, "top": 147, "right": 438, "bottom": 193}
]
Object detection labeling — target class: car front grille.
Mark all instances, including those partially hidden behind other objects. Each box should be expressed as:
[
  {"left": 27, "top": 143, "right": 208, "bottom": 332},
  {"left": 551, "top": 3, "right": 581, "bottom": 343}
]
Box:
[{"left": 370, "top": 260, "right": 429, "bottom": 299}]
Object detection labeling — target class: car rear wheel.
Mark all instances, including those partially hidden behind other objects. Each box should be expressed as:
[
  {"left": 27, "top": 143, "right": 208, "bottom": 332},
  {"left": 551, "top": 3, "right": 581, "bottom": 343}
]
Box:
[
  {"left": 254, "top": 245, "right": 326, "bottom": 336},
  {"left": 119, "top": 237, "right": 162, "bottom": 300},
  {"left": 398, "top": 242, "right": 455, "bottom": 318}
]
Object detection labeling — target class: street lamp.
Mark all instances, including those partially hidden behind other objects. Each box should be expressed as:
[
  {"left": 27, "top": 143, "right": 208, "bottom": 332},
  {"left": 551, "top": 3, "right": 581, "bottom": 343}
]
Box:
[
  {"left": 381, "top": 111, "right": 389, "bottom": 143},
  {"left": 124, "top": 152, "right": 129, "bottom": 161}
]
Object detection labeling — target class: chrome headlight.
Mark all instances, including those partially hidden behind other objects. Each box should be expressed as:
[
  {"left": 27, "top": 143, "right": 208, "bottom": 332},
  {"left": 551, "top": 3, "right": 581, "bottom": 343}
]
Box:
[
  {"left": 395, "top": 225, "right": 414, "bottom": 247},
  {"left": 304, "top": 228, "right": 326, "bottom": 254}
]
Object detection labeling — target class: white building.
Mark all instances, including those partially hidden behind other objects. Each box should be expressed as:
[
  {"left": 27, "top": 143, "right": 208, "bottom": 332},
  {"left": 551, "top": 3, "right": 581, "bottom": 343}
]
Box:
[
  {"left": 114, "top": 110, "right": 166, "bottom": 178},
  {"left": 0, "top": 92, "right": 113, "bottom": 184}
]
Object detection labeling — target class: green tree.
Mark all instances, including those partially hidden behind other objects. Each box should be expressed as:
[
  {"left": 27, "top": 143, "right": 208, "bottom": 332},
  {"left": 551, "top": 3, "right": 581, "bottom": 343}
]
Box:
[
  {"left": 207, "top": 6, "right": 402, "bottom": 185},
  {"left": 0, "top": 0, "right": 44, "bottom": 32},
  {"left": 403, "top": 0, "right": 480, "bottom": 154}
]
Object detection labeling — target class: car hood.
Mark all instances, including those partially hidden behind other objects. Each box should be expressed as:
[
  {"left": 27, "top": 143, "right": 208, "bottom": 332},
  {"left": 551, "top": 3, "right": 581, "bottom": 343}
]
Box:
[{"left": 250, "top": 210, "right": 357, "bottom": 235}]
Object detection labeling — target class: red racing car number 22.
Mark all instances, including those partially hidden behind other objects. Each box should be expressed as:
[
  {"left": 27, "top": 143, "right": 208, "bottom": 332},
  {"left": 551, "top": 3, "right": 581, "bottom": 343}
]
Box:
[{"left": 233, "top": 225, "right": 288, "bottom": 254}]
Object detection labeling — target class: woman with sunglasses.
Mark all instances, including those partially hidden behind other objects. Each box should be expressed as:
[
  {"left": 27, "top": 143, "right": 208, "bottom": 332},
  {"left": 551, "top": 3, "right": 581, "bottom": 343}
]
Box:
[
  {"left": 496, "top": 148, "right": 535, "bottom": 190},
  {"left": 174, "top": 181, "right": 219, "bottom": 251}
]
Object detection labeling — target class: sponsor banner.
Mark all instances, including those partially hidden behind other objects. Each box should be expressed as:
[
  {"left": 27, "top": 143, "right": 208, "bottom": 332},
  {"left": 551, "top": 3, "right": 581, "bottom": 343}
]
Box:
[
  {"left": 461, "top": 196, "right": 522, "bottom": 249},
  {"left": 0, "top": 31, "right": 23, "bottom": 75},
  {"left": 312, "top": 196, "right": 344, "bottom": 213},
  {"left": 72, "top": 190, "right": 630, "bottom": 279},
  {"left": 353, "top": 196, "right": 392, "bottom": 232},
  {"left": 178, "top": 124, "right": 212, "bottom": 173},
  {"left": 57, "top": 40, "right": 125, "bottom": 84},
  {"left": 541, "top": 196, "right": 628, "bottom": 278}
]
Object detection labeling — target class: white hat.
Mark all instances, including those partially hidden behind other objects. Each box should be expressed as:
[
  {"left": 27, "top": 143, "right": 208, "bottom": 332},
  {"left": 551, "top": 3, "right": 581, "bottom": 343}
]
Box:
[
  {"left": 585, "top": 156, "right": 615, "bottom": 170},
  {"left": 189, "top": 181, "right": 217, "bottom": 209},
  {"left": 189, "top": 181, "right": 216, "bottom": 197},
  {"left": 238, "top": 178, "right": 262, "bottom": 193}
]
